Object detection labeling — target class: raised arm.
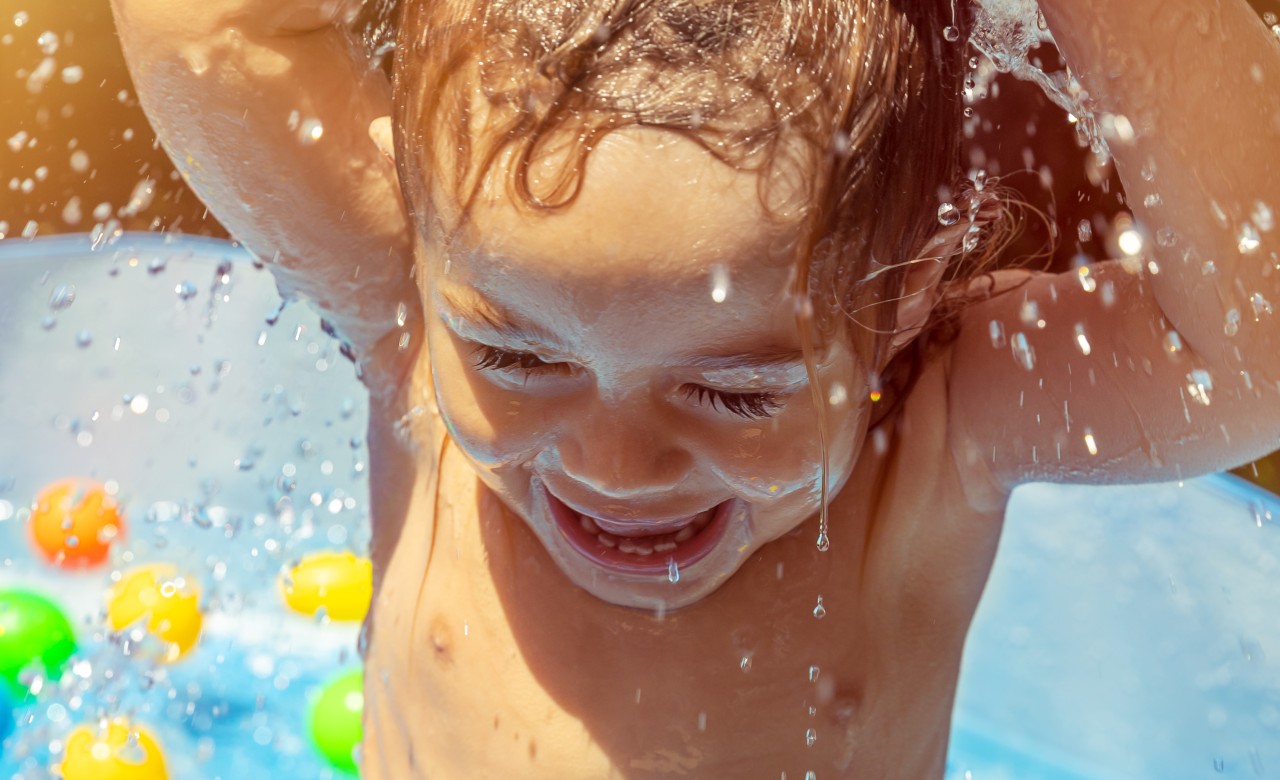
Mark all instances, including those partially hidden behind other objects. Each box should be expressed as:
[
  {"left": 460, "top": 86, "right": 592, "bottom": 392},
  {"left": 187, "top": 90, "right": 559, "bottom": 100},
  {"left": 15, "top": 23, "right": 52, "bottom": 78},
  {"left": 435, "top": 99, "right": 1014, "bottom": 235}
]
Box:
[
  {"left": 109, "top": 0, "right": 419, "bottom": 394},
  {"left": 948, "top": 0, "right": 1280, "bottom": 489}
]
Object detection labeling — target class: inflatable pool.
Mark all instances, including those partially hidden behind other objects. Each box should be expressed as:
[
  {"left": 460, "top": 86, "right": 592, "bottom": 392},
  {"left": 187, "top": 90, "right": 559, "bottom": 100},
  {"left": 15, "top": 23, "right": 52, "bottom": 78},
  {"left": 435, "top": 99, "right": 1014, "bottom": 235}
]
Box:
[{"left": 1, "top": 235, "right": 1278, "bottom": 778}]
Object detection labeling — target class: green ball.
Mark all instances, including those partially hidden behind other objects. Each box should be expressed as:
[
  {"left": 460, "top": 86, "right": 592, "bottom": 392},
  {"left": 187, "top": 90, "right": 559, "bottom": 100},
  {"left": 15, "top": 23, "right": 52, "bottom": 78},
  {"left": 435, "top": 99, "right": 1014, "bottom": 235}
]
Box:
[
  {"left": 308, "top": 667, "right": 363, "bottom": 776},
  {"left": 0, "top": 589, "right": 77, "bottom": 700}
]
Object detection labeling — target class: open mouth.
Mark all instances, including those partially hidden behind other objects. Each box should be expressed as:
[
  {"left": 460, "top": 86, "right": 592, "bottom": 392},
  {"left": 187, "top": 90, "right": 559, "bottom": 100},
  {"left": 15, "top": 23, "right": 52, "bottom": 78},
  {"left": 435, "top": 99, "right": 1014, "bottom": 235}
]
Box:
[{"left": 544, "top": 489, "right": 732, "bottom": 577}]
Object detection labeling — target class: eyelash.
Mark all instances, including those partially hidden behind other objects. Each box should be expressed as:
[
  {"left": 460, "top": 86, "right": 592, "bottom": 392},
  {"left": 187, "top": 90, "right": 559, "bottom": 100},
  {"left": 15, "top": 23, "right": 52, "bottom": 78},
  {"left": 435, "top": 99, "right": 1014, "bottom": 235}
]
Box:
[{"left": 470, "top": 345, "right": 785, "bottom": 420}]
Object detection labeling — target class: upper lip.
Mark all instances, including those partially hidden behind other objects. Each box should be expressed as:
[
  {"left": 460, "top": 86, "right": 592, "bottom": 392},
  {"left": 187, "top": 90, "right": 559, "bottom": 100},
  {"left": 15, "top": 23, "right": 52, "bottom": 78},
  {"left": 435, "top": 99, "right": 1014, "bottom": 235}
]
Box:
[{"left": 545, "top": 485, "right": 718, "bottom": 536}]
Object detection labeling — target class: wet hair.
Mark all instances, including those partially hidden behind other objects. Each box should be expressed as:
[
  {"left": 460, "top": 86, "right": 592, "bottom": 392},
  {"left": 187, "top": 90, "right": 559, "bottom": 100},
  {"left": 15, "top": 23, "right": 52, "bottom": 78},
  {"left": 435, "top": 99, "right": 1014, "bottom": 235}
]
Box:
[{"left": 387, "top": 0, "right": 1004, "bottom": 380}]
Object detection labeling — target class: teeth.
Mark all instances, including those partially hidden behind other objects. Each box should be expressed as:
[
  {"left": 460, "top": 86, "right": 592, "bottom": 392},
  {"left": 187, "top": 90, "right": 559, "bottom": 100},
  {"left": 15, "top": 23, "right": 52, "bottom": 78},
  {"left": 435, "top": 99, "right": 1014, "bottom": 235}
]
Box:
[
  {"left": 597, "top": 532, "right": 619, "bottom": 548},
  {"left": 618, "top": 539, "right": 654, "bottom": 555},
  {"left": 674, "top": 526, "right": 695, "bottom": 543},
  {"left": 653, "top": 541, "right": 677, "bottom": 553},
  {"left": 580, "top": 503, "right": 723, "bottom": 556},
  {"left": 579, "top": 515, "right": 601, "bottom": 534}
]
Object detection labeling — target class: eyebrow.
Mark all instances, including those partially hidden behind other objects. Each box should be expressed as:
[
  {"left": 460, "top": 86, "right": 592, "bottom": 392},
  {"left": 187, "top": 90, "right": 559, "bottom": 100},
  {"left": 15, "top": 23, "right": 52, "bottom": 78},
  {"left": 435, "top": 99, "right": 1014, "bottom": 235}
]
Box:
[{"left": 438, "top": 286, "right": 809, "bottom": 374}]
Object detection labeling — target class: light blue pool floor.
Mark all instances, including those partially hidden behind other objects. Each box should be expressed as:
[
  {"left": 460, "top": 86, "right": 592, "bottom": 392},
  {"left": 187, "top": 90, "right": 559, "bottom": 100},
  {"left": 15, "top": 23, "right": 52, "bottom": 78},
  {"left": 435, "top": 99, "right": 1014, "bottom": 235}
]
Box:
[{"left": 3, "top": 235, "right": 1280, "bottom": 778}]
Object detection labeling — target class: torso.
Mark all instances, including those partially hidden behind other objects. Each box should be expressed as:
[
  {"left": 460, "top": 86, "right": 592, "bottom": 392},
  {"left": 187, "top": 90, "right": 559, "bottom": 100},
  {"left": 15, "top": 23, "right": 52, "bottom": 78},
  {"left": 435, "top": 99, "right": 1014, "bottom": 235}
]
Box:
[{"left": 361, "top": 352, "right": 1009, "bottom": 779}]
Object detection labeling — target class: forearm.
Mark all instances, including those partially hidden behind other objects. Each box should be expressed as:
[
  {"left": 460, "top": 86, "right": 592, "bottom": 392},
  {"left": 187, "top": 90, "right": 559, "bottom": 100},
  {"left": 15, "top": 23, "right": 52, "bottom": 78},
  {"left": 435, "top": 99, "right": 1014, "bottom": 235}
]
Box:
[
  {"left": 111, "top": 0, "right": 418, "bottom": 381},
  {"left": 1039, "top": 0, "right": 1280, "bottom": 371}
]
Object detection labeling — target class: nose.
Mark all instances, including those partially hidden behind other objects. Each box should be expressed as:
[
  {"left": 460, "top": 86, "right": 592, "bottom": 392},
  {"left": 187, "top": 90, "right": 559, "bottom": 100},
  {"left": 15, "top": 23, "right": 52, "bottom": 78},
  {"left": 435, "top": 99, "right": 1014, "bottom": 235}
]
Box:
[{"left": 553, "top": 392, "right": 695, "bottom": 499}]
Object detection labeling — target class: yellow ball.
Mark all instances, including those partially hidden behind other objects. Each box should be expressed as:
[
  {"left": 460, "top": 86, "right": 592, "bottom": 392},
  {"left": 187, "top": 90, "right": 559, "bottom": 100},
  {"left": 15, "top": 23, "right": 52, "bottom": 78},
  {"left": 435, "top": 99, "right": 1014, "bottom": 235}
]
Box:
[
  {"left": 280, "top": 551, "right": 372, "bottom": 622},
  {"left": 58, "top": 718, "right": 169, "bottom": 780},
  {"left": 106, "top": 565, "right": 203, "bottom": 663}
]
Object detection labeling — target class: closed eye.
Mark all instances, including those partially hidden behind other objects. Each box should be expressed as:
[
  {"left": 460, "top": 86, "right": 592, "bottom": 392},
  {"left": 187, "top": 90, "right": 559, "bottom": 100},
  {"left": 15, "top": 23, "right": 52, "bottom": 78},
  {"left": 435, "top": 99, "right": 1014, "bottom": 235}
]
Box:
[
  {"left": 680, "top": 385, "right": 783, "bottom": 420},
  {"left": 471, "top": 345, "right": 575, "bottom": 377}
]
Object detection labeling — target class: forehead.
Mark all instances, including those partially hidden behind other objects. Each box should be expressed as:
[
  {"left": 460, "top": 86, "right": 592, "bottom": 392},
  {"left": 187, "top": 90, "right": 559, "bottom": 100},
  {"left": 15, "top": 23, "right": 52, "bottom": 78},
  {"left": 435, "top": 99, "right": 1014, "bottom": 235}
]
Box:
[{"left": 425, "top": 129, "right": 807, "bottom": 300}]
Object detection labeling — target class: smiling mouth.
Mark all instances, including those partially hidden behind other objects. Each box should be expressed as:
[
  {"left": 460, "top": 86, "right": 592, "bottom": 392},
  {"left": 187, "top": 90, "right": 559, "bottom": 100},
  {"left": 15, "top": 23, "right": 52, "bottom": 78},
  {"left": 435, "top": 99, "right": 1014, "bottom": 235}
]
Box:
[{"left": 544, "top": 489, "right": 733, "bottom": 576}]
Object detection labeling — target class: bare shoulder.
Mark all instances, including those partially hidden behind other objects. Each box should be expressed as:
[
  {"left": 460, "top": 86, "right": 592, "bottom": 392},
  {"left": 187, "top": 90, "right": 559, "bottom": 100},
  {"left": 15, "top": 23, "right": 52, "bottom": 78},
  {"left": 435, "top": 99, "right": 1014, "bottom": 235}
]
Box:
[{"left": 111, "top": 0, "right": 418, "bottom": 379}]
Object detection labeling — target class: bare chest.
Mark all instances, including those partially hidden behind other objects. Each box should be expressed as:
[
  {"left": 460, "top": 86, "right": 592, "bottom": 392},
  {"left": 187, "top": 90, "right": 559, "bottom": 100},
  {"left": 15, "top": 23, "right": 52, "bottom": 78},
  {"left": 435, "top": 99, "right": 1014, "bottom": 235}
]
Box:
[{"left": 361, "top": 362, "right": 1008, "bottom": 779}]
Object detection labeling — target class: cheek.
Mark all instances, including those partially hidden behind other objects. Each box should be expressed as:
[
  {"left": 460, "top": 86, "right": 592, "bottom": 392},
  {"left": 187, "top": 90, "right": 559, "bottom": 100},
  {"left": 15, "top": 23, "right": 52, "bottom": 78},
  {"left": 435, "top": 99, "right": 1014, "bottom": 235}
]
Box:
[{"left": 425, "top": 326, "right": 547, "bottom": 468}]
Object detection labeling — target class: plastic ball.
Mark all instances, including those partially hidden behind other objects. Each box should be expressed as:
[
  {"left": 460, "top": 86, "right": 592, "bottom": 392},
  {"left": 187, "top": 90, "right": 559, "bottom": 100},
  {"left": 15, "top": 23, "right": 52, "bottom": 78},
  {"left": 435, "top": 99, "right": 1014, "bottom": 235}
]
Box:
[
  {"left": 308, "top": 667, "right": 363, "bottom": 776},
  {"left": 30, "top": 478, "right": 125, "bottom": 569},
  {"left": 106, "top": 565, "right": 203, "bottom": 663},
  {"left": 58, "top": 718, "right": 169, "bottom": 780},
  {"left": 280, "top": 551, "right": 372, "bottom": 622},
  {"left": 0, "top": 589, "right": 77, "bottom": 699}
]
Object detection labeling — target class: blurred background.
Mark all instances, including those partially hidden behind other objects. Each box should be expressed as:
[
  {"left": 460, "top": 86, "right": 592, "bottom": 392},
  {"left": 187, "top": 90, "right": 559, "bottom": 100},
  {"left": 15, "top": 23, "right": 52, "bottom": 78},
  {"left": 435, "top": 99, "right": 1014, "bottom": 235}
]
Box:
[{"left": 1, "top": 0, "right": 1278, "bottom": 492}]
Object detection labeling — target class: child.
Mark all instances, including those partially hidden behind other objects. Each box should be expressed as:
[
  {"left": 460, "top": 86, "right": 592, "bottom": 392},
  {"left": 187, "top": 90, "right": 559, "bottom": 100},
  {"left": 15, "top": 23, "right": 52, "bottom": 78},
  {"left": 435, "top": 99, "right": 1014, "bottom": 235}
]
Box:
[{"left": 109, "top": 0, "right": 1279, "bottom": 776}]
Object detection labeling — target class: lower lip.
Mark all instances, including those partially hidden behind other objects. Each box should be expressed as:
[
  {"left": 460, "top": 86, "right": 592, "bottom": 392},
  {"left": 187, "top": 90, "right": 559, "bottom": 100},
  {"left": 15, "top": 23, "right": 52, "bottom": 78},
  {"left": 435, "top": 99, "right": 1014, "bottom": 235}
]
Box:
[{"left": 546, "top": 490, "right": 732, "bottom": 577}]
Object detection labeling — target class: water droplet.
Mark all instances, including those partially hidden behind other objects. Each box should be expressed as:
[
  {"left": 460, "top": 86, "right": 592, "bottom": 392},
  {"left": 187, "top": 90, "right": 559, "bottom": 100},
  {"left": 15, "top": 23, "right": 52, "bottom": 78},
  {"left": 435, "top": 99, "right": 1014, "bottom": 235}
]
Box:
[
  {"left": 1083, "top": 430, "right": 1099, "bottom": 456},
  {"left": 937, "top": 202, "right": 960, "bottom": 227},
  {"left": 1186, "top": 369, "right": 1214, "bottom": 406},
  {"left": 1019, "top": 300, "right": 1041, "bottom": 326},
  {"left": 1073, "top": 323, "right": 1092, "bottom": 356},
  {"left": 37, "top": 31, "right": 58, "bottom": 55},
  {"left": 39, "top": 315, "right": 55, "bottom": 331},
  {"left": 827, "top": 382, "right": 847, "bottom": 406},
  {"left": 808, "top": 665, "right": 820, "bottom": 683},
  {"left": 1253, "top": 201, "right": 1275, "bottom": 232},
  {"left": 805, "top": 727, "right": 818, "bottom": 747},
  {"left": 75, "top": 329, "right": 92, "bottom": 348},
  {"left": 176, "top": 281, "right": 198, "bottom": 300},
  {"left": 1238, "top": 223, "right": 1261, "bottom": 254},
  {"left": 1077, "top": 266, "right": 1097, "bottom": 293},
  {"left": 988, "top": 319, "right": 1006, "bottom": 348},
  {"left": 1251, "top": 292, "right": 1273, "bottom": 319},
  {"left": 739, "top": 655, "right": 752, "bottom": 672},
  {"left": 1100, "top": 281, "right": 1117, "bottom": 308},
  {"left": 815, "top": 531, "right": 830, "bottom": 552},
  {"left": 1224, "top": 308, "right": 1241, "bottom": 337},
  {"left": 1163, "top": 330, "right": 1184, "bottom": 354},
  {"left": 710, "top": 264, "right": 729, "bottom": 303},
  {"left": 1143, "top": 193, "right": 1162, "bottom": 208},
  {"left": 1010, "top": 332, "right": 1036, "bottom": 371},
  {"left": 13, "top": 11, "right": 29, "bottom": 27},
  {"left": 973, "top": 169, "right": 988, "bottom": 191},
  {"left": 812, "top": 595, "right": 826, "bottom": 619},
  {"left": 667, "top": 558, "right": 680, "bottom": 583},
  {"left": 1156, "top": 227, "right": 1178, "bottom": 248},
  {"left": 805, "top": 771, "right": 817, "bottom": 780},
  {"left": 1077, "top": 220, "right": 1093, "bottom": 243},
  {"left": 298, "top": 118, "right": 324, "bottom": 145},
  {"left": 147, "top": 256, "right": 168, "bottom": 275},
  {"left": 1117, "top": 226, "right": 1145, "bottom": 257},
  {"left": 943, "top": 25, "right": 961, "bottom": 42},
  {"left": 1201, "top": 260, "right": 1218, "bottom": 276},
  {"left": 49, "top": 283, "right": 76, "bottom": 311}
]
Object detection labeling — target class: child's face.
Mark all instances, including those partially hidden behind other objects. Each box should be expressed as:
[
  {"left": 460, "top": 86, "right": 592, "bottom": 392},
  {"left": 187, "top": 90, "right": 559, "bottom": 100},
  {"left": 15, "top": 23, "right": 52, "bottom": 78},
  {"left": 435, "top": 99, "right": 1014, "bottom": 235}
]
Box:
[{"left": 419, "top": 130, "right": 874, "bottom": 610}]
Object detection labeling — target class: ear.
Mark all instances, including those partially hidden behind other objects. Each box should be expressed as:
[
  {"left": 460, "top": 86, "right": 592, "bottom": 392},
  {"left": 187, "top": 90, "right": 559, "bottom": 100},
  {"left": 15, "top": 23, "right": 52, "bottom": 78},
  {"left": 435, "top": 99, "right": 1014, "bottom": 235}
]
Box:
[
  {"left": 883, "top": 221, "right": 972, "bottom": 361},
  {"left": 369, "top": 115, "right": 395, "bottom": 165}
]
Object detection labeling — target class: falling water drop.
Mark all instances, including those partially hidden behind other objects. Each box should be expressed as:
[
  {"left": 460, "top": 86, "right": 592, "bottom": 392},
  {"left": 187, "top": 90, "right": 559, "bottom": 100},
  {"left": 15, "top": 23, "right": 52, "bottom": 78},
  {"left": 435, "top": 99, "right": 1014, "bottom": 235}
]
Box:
[
  {"left": 176, "top": 281, "right": 198, "bottom": 300},
  {"left": 1018, "top": 300, "right": 1040, "bottom": 325},
  {"left": 1253, "top": 201, "right": 1275, "bottom": 232},
  {"left": 815, "top": 530, "right": 830, "bottom": 552},
  {"left": 805, "top": 728, "right": 818, "bottom": 747},
  {"left": 812, "top": 595, "right": 826, "bottom": 619},
  {"left": 1251, "top": 292, "right": 1273, "bottom": 319},
  {"left": 1162, "top": 330, "right": 1184, "bottom": 355},
  {"left": 1072, "top": 323, "right": 1092, "bottom": 356},
  {"left": 1224, "top": 308, "right": 1241, "bottom": 337},
  {"left": 1083, "top": 430, "right": 1099, "bottom": 456},
  {"left": 667, "top": 558, "right": 680, "bottom": 583},
  {"left": 1010, "top": 332, "right": 1036, "bottom": 371},
  {"left": 943, "top": 25, "right": 961, "bottom": 42},
  {"left": 937, "top": 202, "right": 960, "bottom": 227},
  {"left": 48, "top": 283, "right": 76, "bottom": 311},
  {"left": 740, "top": 655, "right": 752, "bottom": 672},
  {"left": 1077, "top": 220, "right": 1093, "bottom": 243},
  {"left": 709, "top": 264, "right": 729, "bottom": 303},
  {"left": 298, "top": 118, "right": 325, "bottom": 145},
  {"left": 808, "top": 665, "right": 821, "bottom": 683},
  {"left": 1077, "top": 266, "right": 1098, "bottom": 293},
  {"left": 1238, "top": 223, "right": 1261, "bottom": 254},
  {"left": 36, "top": 31, "right": 58, "bottom": 55},
  {"left": 1186, "top": 369, "right": 1214, "bottom": 406},
  {"left": 75, "top": 329, "right": 92, "bottom": 348},
  {"left": 988, "top": 320, "right": 1006, "bottom": 349}
]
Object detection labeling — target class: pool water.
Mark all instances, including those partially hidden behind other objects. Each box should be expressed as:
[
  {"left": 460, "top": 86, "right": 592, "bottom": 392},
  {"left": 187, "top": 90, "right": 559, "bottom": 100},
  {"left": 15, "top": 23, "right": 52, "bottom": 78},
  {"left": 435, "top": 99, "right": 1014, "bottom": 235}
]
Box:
[{"left": 2, "top": 235, "right": 1279, "bottom": 778}]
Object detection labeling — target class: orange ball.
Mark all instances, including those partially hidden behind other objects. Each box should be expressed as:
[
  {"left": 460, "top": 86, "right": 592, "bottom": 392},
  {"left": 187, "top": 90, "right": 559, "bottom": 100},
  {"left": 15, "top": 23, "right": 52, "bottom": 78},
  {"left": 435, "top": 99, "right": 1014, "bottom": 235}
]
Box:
[{"left": 30, "top": 479, "right": 124, "bottom": 569}]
